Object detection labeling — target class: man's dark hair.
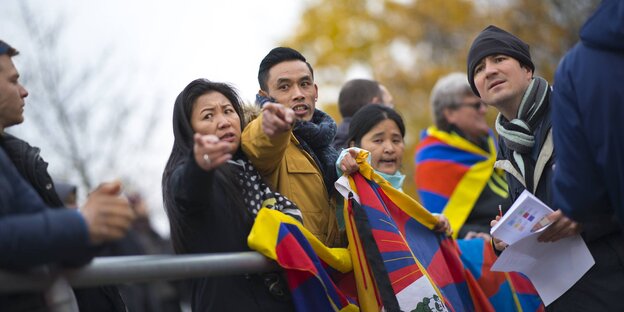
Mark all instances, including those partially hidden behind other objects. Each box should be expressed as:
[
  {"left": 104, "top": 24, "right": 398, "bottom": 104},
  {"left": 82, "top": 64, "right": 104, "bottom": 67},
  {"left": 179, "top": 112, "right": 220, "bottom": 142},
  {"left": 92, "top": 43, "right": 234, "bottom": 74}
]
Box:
[
  {"left": 258, "top": 47, "right": 314, "bottom": 91},
  {"left": 0, "top": 40, "right": 19, "bottom": 57},
  {"left": 467, "top": 25, "right": 534, "bottom": 97},
  {"left": 338, "top": 79, "right": 382, "bottom": 118}
]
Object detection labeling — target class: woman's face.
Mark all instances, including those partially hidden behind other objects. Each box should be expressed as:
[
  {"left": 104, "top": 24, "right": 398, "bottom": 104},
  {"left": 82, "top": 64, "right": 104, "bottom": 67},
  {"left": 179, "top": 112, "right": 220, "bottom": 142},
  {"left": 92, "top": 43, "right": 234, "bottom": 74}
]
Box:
[
  {"left": 444, "top": 93, "right": 489, "bottom": 141},
  {"left": 190, "top": 91, "right": 241, "bottom": 153},
  {"left": 359, "top": 119, "right": 404, "bottom": 175}
]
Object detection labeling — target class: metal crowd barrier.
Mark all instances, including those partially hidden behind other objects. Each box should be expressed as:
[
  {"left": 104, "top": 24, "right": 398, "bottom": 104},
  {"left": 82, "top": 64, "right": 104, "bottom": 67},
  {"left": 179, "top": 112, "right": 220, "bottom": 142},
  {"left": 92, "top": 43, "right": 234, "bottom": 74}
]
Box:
[{"left": 0, "top": 252, "right": 279, "bottom": 311}]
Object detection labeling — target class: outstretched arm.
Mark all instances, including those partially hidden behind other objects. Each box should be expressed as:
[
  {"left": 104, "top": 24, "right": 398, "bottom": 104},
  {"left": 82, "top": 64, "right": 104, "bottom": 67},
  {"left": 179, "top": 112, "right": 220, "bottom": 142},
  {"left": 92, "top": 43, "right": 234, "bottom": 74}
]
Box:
[
  {"left": 241, "top": 102, "right": 295, "bottom": 176},
  {"left": 170, "top": 133, "right": 232, "bottom": 209}
]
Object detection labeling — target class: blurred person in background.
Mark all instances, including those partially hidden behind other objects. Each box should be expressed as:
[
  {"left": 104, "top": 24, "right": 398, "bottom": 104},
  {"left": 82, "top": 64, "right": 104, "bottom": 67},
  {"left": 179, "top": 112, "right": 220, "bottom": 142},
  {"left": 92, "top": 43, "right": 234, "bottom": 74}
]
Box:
[
  {"left": 550, "top": 0, "right": 624, "bottom": 305},
  {"left": 55, "top": 182, "right": 78, "bottom": 209},
  {"left": 102, "top": 191, "right": 182, "bottom": 312},
  {"left": 333, "top": 78, "right": 393, "bottom": 150},
  {"left": 414, "top": 72, "right": 510, "bottom": 239},
  {"left": 551, "top": 0, "right": 624, "bottom": 230},
  {"left": 378, "top": 84, "right": 394, "bottom": 108}
]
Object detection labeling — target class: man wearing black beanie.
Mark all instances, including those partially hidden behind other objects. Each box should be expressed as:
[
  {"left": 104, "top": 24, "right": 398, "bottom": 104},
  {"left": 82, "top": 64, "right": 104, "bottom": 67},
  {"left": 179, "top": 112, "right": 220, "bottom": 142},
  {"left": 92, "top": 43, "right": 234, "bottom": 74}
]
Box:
[{"left": 467, "top": 25, "right": 624, "bottom": 311}]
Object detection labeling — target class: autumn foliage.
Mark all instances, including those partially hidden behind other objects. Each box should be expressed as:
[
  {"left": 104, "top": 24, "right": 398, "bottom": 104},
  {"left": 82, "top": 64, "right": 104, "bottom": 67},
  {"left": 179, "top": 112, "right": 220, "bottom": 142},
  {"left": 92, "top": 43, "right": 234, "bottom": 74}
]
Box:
[{"left": 284, "top": 0, "right": 598, "bottom": 198}]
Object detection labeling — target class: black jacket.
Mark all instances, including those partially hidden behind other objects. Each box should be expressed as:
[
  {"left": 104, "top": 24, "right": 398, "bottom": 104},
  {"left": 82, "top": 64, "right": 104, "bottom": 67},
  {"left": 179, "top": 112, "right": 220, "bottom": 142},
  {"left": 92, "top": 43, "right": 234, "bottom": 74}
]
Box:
[
  {"left": 168, "top": 155, "right": 295, "bottom": 312},
  {"left": 497, "top": 104, "right": 624, "bottom": 311},
  {"left": 0, "top": 134, "right": 63, "bottom": 207}
]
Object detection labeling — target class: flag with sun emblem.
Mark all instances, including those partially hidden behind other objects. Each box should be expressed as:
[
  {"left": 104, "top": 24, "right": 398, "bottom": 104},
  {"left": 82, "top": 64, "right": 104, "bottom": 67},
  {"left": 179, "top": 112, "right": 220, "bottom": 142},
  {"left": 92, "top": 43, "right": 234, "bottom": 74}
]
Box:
[{"left": 336, "top": 150, "right": 493, "bottom": 312}]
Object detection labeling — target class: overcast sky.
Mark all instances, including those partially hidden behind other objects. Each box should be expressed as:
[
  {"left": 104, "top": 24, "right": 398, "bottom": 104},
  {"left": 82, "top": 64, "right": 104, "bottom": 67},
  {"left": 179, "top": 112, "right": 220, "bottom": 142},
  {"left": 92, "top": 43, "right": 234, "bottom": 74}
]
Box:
[
  {"left": 8, "top": 0, "right": 305, "bottom": 100},
  {"left": 0, "top": 0, "right": 308, "bottom": 235}
]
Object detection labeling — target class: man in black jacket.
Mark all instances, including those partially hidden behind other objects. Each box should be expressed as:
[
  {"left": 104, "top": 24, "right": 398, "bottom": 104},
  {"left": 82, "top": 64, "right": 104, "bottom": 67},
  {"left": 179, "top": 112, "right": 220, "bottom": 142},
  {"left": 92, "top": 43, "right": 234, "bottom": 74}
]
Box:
[
  {"left": 467, "top": 25, "right": 624, "bottom": 311},
  {"left": 0, "top": 39, "right": 135, "bottom": 311}
]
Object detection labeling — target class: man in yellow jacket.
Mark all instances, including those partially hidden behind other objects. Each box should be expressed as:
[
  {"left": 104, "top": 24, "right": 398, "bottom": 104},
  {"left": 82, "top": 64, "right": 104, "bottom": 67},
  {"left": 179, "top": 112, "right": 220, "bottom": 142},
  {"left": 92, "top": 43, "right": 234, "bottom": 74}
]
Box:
[{"left": 242, "top": 47, "right": 341, "bottom": 247}]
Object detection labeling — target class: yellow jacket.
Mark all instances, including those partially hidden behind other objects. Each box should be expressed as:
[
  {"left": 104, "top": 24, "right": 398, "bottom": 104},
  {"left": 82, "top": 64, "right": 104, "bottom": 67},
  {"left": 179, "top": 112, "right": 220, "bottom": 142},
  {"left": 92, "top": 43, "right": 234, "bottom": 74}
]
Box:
[{"left": 242, "top": 114, "right": 340, "bottom": 247}]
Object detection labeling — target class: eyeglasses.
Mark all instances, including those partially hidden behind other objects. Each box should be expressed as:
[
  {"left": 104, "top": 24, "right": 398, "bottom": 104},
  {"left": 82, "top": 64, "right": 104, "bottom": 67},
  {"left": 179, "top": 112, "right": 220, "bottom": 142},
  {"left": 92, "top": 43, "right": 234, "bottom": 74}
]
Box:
[{"left": 455, "top": 101, "right": 486, "bottom": 111}]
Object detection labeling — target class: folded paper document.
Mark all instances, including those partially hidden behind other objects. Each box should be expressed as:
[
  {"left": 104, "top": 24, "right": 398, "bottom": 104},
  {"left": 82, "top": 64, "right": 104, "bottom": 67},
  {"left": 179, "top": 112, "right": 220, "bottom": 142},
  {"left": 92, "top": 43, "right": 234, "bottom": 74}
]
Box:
[{"left": 490, "top": 190, "right": 594, "bottom": 306}]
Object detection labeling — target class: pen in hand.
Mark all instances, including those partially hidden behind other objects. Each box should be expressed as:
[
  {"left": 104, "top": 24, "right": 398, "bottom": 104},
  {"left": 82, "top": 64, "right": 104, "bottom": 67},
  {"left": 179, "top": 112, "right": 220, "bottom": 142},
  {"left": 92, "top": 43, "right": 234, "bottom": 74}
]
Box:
[{"left": 491, "top": 204, "right": 507, "bottom": 251}]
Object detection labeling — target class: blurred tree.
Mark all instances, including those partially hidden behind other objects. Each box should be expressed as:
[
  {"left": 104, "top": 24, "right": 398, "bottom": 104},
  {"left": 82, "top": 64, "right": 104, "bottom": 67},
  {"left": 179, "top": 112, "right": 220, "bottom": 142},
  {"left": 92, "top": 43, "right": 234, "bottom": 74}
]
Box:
[
  {"left": 285, "top": 0, "right": 599, "bottom": 198},
  {"left": 7, "top": 1, "right": 161, "bottom": 191}
]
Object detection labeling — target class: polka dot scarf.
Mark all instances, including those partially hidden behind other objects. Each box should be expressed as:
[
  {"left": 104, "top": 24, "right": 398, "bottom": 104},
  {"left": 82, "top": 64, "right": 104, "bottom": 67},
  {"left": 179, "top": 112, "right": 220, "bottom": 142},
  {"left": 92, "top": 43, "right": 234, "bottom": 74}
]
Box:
[{"left": 229, "top": 158, "right": 303, "bottom": 223}]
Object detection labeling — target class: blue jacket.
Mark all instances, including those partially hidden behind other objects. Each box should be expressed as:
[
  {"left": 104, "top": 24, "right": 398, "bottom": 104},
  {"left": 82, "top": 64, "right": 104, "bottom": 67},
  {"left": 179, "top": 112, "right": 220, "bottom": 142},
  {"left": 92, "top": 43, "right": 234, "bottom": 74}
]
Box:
[
  {"left": 0, "top": 134, "right": 126, "bottom": 312},
  {"left": 547, "top": 2, "right": 624, "bottom": 310},
  {"left": 551, "top": 0, "right": 624, "bottom": 225},
  {"left": 0, "top": 147, "right": 92, "bottom": 270},
  {"left": 498, "top": 75, "right": 624, "bottom": 311}
]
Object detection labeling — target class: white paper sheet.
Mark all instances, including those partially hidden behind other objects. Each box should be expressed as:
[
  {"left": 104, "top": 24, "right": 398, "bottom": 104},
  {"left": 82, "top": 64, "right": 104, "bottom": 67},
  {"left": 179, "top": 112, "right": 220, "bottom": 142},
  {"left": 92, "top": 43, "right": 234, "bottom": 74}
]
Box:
[
  {"left": 490, "top": 190, "right": 553, "bottom": 245},
  {"left": 334, "top": 175, "right": 359, "bottom": 204},
  {"left": 490, "top": 190, "right": 595, "bottom": 306},
  {"left": 491, "top": 233, "right": 594, "bottom": 306}
]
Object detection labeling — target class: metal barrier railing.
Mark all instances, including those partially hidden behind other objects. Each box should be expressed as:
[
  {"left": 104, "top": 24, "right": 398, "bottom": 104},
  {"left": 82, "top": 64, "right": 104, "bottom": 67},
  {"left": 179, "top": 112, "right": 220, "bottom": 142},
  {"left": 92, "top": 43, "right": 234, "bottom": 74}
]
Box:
[{"left": 0, "top": 251, "right": 279, "bottom": 293}]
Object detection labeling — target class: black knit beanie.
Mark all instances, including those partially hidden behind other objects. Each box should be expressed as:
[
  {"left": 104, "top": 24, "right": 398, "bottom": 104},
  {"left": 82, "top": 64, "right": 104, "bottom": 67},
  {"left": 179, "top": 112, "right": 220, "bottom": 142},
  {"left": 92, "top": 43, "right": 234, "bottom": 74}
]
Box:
[{"left": 467, "top": 25, "right": 534, "bottom": 97}]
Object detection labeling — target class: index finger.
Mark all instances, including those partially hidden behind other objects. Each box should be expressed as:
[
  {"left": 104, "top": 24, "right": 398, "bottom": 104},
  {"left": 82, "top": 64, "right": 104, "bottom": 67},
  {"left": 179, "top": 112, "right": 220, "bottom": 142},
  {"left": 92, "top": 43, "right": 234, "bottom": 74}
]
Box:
[
  {"left": 262, "top": 102, "right": 283, "bottom": 114},
  {"left": 490, "top": 216, "right": 500, "bottom": 227},
  {"left": 531, "top": 210, "right": 562, "bottom": 232},
  {"left": 348, "top": 148, "right": 359, "bottom": 159},
  {"left": 531, "top": 216, "right": 552, "bottom": 232},
  {"left": 281, "top": 107, "right": 295, "bottom": 124},
  {"left": 197, "top": 134, "right": 219, "bottom": 144},
  {"left": 538, "top": 220, "right": 565, "bottom": 242},
  {"left": 263, "top": 108, "right": 292, "bottom": 130},
  {"left": 269, "top": 104, "right": 294, "bottom": 124}
]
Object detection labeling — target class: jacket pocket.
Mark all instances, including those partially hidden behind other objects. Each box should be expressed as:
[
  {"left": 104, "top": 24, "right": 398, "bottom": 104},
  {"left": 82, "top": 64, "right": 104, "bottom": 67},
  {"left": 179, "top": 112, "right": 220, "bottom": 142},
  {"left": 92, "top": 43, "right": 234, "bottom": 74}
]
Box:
[
  {"left": 285, "top": 152, "right": 318, "bottom": 174},
  {"left": 285, "top": 152, "right": 325, "bottom": 215}
]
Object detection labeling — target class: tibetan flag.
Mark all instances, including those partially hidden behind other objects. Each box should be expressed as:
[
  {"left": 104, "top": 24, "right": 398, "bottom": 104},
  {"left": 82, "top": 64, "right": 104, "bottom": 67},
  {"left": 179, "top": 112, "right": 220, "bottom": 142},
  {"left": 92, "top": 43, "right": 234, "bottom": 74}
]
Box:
[
  {"left": 337, "top": 150, "right": 493, "bottom": 312},
  {"left": 248, "top": 209, "right": 359, "bottom": 312},
  {"left": 415, "top": 126, "right": 507, "bottom": 237},
  {"left": 458, "top": 239, "right": 544, "bottom": 312}
]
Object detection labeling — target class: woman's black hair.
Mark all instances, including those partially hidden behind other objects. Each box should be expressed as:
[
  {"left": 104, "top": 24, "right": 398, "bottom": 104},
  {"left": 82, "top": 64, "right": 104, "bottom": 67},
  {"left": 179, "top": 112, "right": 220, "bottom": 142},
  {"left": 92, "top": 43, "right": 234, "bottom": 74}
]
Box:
[
  {"left": 347, "top": 104, "right": 406, "bottom": 147},
  {"left": 162, "top": 78, "right": 248, "bottom": 253}
]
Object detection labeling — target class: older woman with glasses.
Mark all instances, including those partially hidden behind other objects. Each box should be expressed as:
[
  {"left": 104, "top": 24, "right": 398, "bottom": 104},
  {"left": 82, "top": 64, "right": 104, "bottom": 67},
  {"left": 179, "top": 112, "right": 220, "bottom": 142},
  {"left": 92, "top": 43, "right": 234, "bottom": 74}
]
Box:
[{"left": 414, "top": 72, "right": 511, "bottom": 239}]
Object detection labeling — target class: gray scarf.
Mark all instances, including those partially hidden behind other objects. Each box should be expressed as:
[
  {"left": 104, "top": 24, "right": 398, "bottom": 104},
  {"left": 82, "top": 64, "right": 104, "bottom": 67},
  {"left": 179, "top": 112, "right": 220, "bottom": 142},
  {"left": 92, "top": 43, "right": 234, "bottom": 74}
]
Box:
[{"left": 495, "top": 76, "right": 550, "bottom": 191}]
